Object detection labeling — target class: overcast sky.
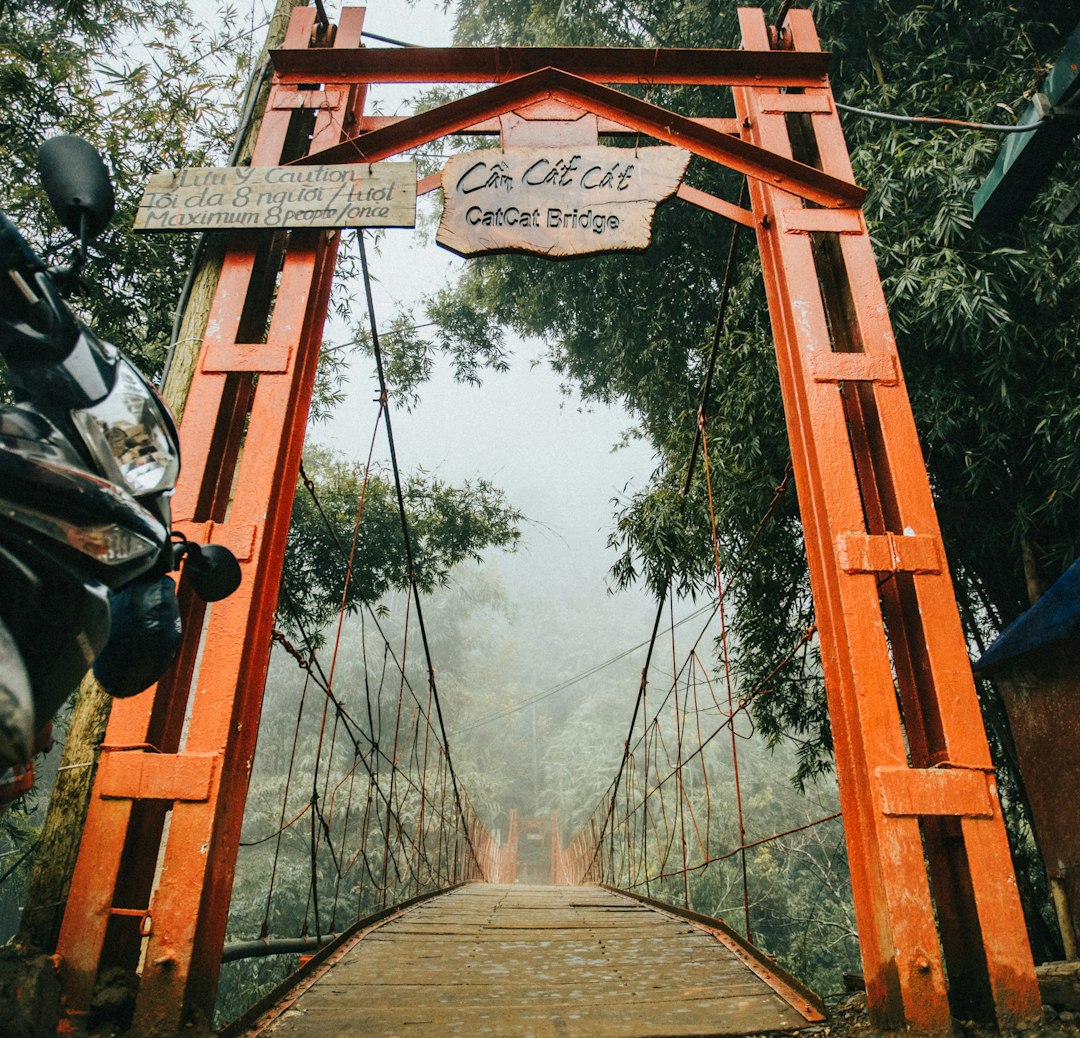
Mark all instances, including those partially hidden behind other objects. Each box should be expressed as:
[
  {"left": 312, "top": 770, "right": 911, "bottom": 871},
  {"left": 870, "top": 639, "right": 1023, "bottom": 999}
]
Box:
[
  {"left": 305, "top": 0, "right": 667, "bottom": 659},
  {"left": 216, "top": 0, "right": 740, "bottom": 812}
]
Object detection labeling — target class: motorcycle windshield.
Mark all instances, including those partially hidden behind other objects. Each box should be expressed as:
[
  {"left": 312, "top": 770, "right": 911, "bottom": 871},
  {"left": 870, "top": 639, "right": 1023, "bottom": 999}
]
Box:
[{"left": 71, "top": 356, "right": 180, "bottom": 497}]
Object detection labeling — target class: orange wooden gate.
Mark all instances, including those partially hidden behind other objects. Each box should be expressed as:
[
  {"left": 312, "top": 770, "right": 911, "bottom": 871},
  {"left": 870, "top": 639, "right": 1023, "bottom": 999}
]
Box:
[{"left": 55, "top": 8, "right": 1041, "bottom": 1034}]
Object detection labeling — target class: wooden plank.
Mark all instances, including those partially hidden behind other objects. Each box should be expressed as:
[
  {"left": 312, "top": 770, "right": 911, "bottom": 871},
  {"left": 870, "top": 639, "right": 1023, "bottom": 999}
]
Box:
[
  {"left": 436, "top": 146, "right": 690, "bottom": 258},
  {"left": 258, "top": 1000, "right": 797, "bottom": 1037},
  {"left": 232, "top": 884, "right": 819, "bottom": 1037},
  {"left": 134, "top": 163, "right": 416, "bottom": 232}
]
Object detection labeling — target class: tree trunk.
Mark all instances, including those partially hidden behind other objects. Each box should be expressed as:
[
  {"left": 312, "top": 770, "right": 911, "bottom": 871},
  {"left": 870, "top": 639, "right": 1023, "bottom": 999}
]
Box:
[
  {"left": 16, "top": 674, "right": 110, "bottom": 953},
  {"left": 163, "top": 0, "right": 309, "bottom": 418},
  {"left": 1021, "top": 535, "right": 1045, "bottom": 608}
]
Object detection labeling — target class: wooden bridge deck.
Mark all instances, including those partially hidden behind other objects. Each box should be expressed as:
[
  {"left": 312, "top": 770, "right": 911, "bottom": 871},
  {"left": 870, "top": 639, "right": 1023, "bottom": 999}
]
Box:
[{"left": 230, "top": 883, "right": 823, "bottom": 1037}]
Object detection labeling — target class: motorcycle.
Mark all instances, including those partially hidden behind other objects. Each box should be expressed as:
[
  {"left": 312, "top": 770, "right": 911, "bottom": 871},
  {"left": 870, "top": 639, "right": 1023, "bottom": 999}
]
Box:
[{"left": 0, "top": 135, "right": 241, "bottom": 780}]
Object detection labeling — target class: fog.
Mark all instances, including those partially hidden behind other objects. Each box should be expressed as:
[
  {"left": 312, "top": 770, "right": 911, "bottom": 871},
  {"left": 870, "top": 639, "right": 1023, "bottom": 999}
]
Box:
[
  {"left": 310, "top": 204, "right": 679, "bottom": 826},
  {"left": 302, "top": 0, "right": 679, "bottom": 827}
]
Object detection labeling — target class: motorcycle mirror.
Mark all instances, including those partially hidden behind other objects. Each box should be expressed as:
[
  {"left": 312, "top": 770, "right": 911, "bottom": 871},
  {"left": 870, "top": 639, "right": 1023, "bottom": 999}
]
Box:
[
  {"left": 184, "top": 543, "right": 242, "bottom": 602},
  {"left": 37, "top": 136, "right": 116, "bottom": 242}
]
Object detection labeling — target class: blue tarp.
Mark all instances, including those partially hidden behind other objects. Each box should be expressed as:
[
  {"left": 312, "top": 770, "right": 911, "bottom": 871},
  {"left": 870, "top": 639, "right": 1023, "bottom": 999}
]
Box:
[{"left": 974, "top": 556, "right": 1080, "bottom": 672}]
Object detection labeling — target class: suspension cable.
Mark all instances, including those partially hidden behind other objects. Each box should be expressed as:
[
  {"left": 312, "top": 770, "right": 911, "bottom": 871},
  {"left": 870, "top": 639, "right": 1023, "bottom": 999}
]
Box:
[
  {"left": 699, "top": 415, "right": 751, "bottom": 939},
  {"left": 453, "top": 599, "right": 720, "bottom": 734},
  {"left": 589, "top": 185, "right": 748, "bottom": 874},
  {"left": 357, "top": 229, "right": 483, "bottom": 876}
]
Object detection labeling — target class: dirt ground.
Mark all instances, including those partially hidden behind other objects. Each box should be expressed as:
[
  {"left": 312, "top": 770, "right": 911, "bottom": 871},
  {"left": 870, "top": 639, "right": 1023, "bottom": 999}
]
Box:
[{"left": 775, "top": 993, "right": 1080, "bottom": 1038}]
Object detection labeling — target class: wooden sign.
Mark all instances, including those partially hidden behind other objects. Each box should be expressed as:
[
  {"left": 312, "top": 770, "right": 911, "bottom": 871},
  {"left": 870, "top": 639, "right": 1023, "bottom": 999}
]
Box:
[
  {"left": 134, "top": 163, "right": 416, "bottom": 232},
  {"left": 436, "top": 146, "right": 690, "bottom": 259}
]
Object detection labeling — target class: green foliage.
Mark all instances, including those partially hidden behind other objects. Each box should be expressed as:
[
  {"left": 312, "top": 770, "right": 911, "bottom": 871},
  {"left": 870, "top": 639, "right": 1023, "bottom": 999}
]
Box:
[
  {"left": 0, "top": 795, "right": 42, "bottom": 939},
  {"left": 0, "top": 700, "right": 72, "bottom": 942},
  {"left": 0, "top": 0, "right": 255, "bottom": 379},
  {"left": 416, "top": 0, "right": 1080, "bottom": 794},
  {"left": 425, "top": 287, "right": 510, "bottom": 387},
  {"left": 346, "top": 289, "right": 509, "bottom": 410},
  {"left": 279, "top": 445, "right": 523, "bottom": 643}
]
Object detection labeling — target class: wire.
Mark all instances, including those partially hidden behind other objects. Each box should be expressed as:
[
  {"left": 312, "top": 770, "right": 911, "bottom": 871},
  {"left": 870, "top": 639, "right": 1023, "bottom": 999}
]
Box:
[
  {"left": 637, "top": 622, "right": 818, "bottom": 796},
  {"left": 357, "top": 229, "right": 482, "bottom": 876},
  {"left": 293, "top": 453, "right": 438, "bottom": 727},
  {"left": 836, "top": 102, "right": 1045, "bottom": 133},
  {"left": 571, "top": 464, "right": 798, "bottom": 858},
  {"left": 265, "top": 621, "right": 458, "bottom": 904},
  {"left": 450, "top": 600, "right": 719, "bottom": 735},
  {"left": 587, "top": 180, "right": 749, "bottom": 877},
  {"left": 621, "top": 810, "right": 843, "bottom": 888},
  {"left": 699, "top": 416, "right": 751, "bottom": 939},
  {"left": 362, "top": 30, "right": 421, "bottom": 48}
]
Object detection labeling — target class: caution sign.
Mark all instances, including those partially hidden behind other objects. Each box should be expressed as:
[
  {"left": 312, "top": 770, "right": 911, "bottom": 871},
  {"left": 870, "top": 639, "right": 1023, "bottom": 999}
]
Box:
[{"left": 134, "top": 163, "right": 417, "bottom": 232}]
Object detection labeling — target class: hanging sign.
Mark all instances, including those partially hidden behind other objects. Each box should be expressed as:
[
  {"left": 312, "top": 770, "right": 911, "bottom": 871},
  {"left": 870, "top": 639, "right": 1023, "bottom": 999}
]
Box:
[
  {"left": 436, "top": 146, "right": 690, "bottom": 259},
  {"left": 133, "top": 163, "right": 417, "bottom": 232}
]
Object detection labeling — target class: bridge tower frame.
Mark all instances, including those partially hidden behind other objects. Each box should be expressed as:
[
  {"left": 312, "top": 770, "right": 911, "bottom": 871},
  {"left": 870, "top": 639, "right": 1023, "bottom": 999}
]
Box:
[{"left": 54, "top": 6, "right": 1041, "bottom": 1035}]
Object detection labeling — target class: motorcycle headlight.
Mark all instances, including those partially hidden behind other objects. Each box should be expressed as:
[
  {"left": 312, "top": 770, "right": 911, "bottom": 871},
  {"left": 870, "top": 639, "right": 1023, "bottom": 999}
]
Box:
[
  {"left": 0, "top": 499, "right": 160, "bottom": 564},
  {"left": 71, "top": 359, "right": 180, "bottom": 497}
]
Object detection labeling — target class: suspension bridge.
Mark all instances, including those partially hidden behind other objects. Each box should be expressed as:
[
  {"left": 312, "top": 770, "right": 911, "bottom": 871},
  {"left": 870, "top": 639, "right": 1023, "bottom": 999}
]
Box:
[
  {"left": 221, "top": 885, "right": 823, "bottom": 1038},
  {"left": 16, "top": 5, "right": 1049, "bottom": 1037}
]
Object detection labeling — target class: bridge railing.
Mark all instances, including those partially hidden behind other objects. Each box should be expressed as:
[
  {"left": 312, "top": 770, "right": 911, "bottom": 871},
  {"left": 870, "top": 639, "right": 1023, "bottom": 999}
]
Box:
[{"left": 552, "top": 595, "right": 856, "bottom": 996}]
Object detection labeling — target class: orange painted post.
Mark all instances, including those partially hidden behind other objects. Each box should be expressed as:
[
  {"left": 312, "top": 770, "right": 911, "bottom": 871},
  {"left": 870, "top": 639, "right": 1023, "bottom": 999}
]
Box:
[
  {"left": 550, "top": 811, "right": 563, "bottom": 885},
  {"left": 51, "top": 10, "right": 1042, "bottom": 1035},
  {"left": 504, "top": 808, "right": 519, "bottom": 884},
  {"left": 733, "top": 8, "right": 1040, "bottom": 1033},
  {"left": 55, "top": 8, "right": 369, "bottom": 1033}
]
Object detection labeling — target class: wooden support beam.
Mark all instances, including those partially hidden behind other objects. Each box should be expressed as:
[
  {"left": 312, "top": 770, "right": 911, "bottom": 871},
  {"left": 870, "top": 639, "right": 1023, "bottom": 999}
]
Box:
[
  {"left": 736, "top": 7, "right": 1041, "bottom": 1032},
  {"left": 269, "top": 44, "right": 832, "bottom": 86}
]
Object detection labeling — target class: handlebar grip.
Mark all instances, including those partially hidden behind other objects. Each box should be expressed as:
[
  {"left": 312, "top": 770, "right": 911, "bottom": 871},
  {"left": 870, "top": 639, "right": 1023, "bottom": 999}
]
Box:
[
  {"left": 0, "top": 210, "right": 47, "bottom": 278},
  {"left": 0, "top": 210, "right": 80, "bottom": 365}
]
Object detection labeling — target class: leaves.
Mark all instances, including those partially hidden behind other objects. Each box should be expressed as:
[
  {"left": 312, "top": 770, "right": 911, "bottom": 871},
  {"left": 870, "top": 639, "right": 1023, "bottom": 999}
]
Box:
[
  {"left": 279, "top": 445, "right": 523, "bottom": 645},
  {"left": 415, "top": 0, "right": 1080, "bottom": 792},
  {"left": 0, "top": 0, "right": 256, "bottom": 383}
]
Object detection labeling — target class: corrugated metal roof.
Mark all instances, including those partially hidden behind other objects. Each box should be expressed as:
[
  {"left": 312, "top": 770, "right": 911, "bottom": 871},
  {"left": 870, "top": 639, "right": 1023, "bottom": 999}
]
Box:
[{"left": 974, "top": 557, "right": 1080, "bottom": 672}]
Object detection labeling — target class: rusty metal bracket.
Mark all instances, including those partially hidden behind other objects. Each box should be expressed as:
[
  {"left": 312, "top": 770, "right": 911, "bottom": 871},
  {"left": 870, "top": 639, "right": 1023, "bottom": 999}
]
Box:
[
  {"left": 757, "top": 93, "right": 834, "bottom": 114},
  {"left": 837, "top": 532, "right": 942, "bottom": 575},
  {"left": 97, "top": 751, "right": 218, "bottom": 802},
  {"left": 877, "top": 767, "right": 997, "bottom": 819},
  {"left": 201, "top": 340, "right": 294, "bottom": 374},
  {"left": 271, "top": 88, "right": 345, "bottom": 111},
  {"left": 171, "top": 520, "right": 257, "bottom": 562},
  {"left": 810, "top": 353, "right": 900, "bottom": 385},
  {"left": 779, "top": 207, "right": 864, "bottom": 234}
]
